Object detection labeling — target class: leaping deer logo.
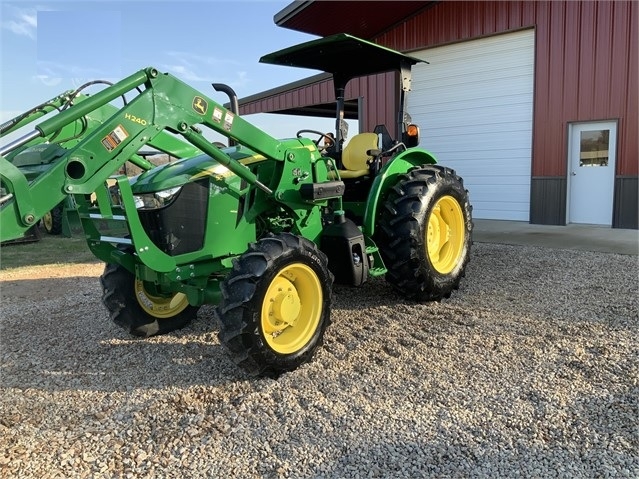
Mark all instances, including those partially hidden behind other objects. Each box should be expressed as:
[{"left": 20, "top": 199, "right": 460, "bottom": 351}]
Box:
[{"left": 192, "top": 97, "right": 208, "bottom": 115}]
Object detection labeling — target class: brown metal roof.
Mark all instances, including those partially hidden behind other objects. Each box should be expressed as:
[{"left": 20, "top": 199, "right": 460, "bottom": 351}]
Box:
[{"left": 274, "top": 1, "right": 435, "bottom": 39}]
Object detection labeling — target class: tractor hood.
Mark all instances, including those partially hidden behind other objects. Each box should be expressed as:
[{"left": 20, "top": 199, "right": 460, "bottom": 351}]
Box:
[
  {"left": 260, "top": 33, "right": 426, "bottom": 89},
  {"left": 131, "top": 145, "right": 262, "bottom": 194}
]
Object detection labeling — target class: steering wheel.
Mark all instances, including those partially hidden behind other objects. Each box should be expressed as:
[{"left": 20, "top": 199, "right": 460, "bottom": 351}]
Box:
[{"left": 296, "top": 129, "right": 334, "bottom": 147}]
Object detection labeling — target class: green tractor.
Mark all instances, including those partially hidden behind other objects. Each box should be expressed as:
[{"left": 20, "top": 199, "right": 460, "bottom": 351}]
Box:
[{"left": 0, "top": 34, "right": 472, "bottom": 377}]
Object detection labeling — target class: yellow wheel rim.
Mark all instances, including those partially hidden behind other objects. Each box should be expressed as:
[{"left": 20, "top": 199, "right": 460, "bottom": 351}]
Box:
[
  {"left": 426, "top": 195, "right": 465, "bottom": 274},
  {"left": 42, "top": 212, "right": 53, "bottom": 232},
  {"left": 134, "top": 280, "right": 190, "bottom": 319},
  {"left": 261, "top": 263, "right": 323, "bottom": 355}
]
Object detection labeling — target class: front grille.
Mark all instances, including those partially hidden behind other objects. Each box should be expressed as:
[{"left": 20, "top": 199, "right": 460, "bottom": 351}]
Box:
[{"left": 138, "top": 180, "right": 208, "bottom": 256}]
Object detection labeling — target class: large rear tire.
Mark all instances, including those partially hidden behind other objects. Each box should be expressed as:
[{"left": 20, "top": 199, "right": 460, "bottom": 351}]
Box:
[
  {"left": 376, "top": 165, "right": 472, "bottom": 301},
  {"left": 217, "top": 233, "right": 333, "bottom": 377},
  {"left": 101, "top": 262, "right": 199, "bottom": 337}
]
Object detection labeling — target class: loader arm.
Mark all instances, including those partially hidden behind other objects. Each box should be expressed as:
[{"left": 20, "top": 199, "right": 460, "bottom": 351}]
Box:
[
  {"left": 1, "top": 88, "right": 201, "bottom": 173},
  {"left": 1, "top": 91, "right": 75, "bottom": 137},
  {"left": 0, "top": 67, "right": 286, "bottom": 243}
]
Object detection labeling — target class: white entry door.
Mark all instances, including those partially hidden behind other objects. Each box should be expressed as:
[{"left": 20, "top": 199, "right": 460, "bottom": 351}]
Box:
[{"left": 568, "top": 121, "right": 617, "bottom": 225}]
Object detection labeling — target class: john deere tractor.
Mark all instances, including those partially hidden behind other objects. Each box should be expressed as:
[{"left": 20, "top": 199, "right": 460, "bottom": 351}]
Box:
[{"left": 0, "top": 34, "right": 472, "bottom": 377}]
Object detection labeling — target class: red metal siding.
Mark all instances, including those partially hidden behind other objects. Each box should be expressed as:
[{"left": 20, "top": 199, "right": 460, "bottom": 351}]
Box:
[
  {"left": 377, "top": 1, "right": 535, "bottom": 49},
  {"left": 355, "top": 72, "right": 396, "bottom": 133},
  {"left": 241, "top": 76, "right": 334, "bottom": 115},
  {"left": 239, "top": 72, "right": 396, "bottom": 134},
  {"left": 374, "top": 1, "right": 637, "bottom": 176}
]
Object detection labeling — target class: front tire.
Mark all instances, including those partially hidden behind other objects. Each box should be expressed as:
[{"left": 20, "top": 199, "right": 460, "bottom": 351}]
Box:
[
  {"left": 376, "top": 165, "right": 472, "bottom": 301},
  {"left": 101, "top": 263, "right": 199, "bottom": 337},
  {"left": 217, "top": 233, "right": 333, "bottom": 377}
]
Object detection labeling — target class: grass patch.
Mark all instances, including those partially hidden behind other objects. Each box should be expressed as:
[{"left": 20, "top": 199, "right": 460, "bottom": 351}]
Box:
[{"left": 0, "top": 234, "right": 99, "bottom": 270}]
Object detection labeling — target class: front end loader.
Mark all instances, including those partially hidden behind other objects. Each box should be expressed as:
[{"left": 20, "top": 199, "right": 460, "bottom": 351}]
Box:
[{"left": 0, "top": 34, "right": 472, "bottom": 377}]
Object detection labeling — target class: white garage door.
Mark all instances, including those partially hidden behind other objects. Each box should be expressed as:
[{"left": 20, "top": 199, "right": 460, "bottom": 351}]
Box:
[{"left": 408, "top": 29, "right": 535, "bottom": 221}]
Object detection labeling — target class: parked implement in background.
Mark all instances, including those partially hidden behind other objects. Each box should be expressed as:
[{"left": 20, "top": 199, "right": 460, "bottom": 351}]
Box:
[
  {"left": 0, "top": 34, "right": 472, "bottom": 377},
  {"left": 1, "top": 82, "right": 200, "bottom": 240}
]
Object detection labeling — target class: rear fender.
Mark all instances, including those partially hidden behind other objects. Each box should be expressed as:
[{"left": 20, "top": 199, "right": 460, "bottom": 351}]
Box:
[{"left": 363, "top": 148, "right": 437, "bottom": 237}]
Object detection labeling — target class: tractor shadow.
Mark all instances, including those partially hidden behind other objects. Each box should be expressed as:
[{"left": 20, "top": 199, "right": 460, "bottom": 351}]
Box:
[
  {"left": 0, "top": 264, "right": 477, "bottom": 395},
  {"left": 331, "top": 276, "right": 405, "bottom": 310},
  {"left": 0, "top": 276, "right": 248, "bottom": 393},
  {"left": 0, "top": 276, "right": 406, "bottom": 394}
]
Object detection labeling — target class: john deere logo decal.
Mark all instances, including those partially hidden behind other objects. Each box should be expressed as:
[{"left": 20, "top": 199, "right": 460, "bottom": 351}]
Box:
[{"left": 192, "top": 96, "right": 208, "bottom": 115}]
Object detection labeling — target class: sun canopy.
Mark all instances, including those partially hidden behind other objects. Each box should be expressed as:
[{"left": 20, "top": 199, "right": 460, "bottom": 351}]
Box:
[{"left": 260, "top": 33, "right": 426, "bottom": 89}]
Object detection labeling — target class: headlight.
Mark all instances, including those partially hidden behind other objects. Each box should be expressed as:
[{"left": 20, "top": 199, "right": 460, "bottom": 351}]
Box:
[
  {"left": 155, "top": 186, "right": 182, "bottom": 200},
  {"left": 134, "top": 186, "right": 182, "bottom": 210}
]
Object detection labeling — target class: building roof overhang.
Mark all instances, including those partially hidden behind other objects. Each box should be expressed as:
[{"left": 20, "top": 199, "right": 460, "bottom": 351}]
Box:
[
  {"left": 239, "top": 1, "right": 434, "bottom": 117},
  {"left": 274, "top": 1, "right": 434, "bottom": 39}
]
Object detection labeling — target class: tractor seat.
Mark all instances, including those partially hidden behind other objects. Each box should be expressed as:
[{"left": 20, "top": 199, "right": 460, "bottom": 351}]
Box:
[{"left": 339, "top": 132, "right": 379, "bottom": 179}]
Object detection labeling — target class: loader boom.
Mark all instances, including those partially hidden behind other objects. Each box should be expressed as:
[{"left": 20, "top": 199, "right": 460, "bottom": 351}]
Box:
[{"left": 1, "top": 67, "right": 292, "bottom": 242}]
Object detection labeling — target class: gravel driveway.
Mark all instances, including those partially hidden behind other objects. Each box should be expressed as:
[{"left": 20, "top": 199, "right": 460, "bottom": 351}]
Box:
[{"left": 1, "top": 242, "right": 637, "bottom": 478}]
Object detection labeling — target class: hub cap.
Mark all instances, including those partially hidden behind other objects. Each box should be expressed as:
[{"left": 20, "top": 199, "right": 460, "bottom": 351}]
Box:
[
  {"left": 261, "top": 263, "right": 322, "bottom": 355},
  {"left": 426, "top": 195, "right": 465, "bottom": 274}
]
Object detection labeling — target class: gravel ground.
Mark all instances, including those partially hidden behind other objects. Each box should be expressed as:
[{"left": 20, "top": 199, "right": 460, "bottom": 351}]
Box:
[{"left": 1, "top": 242, "right": 638, "bottom": 478}]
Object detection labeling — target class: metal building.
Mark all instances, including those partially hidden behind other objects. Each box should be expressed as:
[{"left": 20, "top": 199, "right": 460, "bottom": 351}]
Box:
[{"left": 239, "top": 1, "right": 638, "bottom": 229}]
